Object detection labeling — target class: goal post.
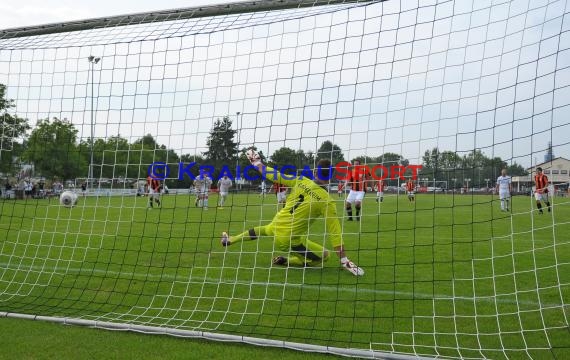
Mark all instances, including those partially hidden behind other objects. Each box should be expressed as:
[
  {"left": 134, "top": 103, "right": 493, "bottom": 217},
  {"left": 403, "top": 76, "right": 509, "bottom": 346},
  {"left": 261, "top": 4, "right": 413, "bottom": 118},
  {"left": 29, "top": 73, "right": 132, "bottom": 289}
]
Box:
[{"left": 1, "top": 1, "right": 569, "bottom": 359}]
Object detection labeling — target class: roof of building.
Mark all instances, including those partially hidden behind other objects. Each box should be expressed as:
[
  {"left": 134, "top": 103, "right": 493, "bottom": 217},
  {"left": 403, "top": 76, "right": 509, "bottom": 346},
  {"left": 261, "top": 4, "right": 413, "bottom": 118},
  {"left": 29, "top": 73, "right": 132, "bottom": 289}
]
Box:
[{"left": 526, "top": 157, "right": 570, "bottom": 170}]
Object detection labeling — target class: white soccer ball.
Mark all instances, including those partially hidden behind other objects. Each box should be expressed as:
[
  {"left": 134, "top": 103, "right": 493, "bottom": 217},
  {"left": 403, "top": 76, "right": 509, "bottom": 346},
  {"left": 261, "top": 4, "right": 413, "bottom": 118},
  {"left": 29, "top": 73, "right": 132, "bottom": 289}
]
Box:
[{"left": 60, "top": 191, "right": 78, "bottom": 208}]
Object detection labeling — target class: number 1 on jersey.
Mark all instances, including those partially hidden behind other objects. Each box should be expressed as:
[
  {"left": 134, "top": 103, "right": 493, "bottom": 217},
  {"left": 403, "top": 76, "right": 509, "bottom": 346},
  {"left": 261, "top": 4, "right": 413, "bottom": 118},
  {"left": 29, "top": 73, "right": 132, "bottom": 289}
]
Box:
[{"left": 289, "top": 194, "right": 305, "bottom": 214}]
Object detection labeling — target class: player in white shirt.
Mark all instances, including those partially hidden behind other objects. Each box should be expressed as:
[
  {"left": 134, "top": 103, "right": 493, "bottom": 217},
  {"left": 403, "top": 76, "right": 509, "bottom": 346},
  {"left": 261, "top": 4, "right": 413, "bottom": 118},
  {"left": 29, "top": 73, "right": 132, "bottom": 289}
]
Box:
[
  {"left": 203, "top": 175, "right": 213, "bottom": 209},
  {"left": 217, "top": 175, "right": 233, "bottom": 209},
  {"left": 194, "top": 175, "right": 213, "bottom": 209},
  {"left": 495, "top": 169, "right": 512, "bottom": 212},
  {"left": 193, "top": 177, "right": 203, "bottom": 207},
  {"left": 259, "top": 181, "right": 267, "bottom": 197}
]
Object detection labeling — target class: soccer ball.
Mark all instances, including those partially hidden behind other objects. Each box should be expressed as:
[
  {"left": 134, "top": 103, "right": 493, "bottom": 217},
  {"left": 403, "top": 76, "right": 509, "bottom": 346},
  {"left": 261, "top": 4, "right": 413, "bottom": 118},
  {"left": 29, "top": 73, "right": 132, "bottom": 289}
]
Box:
[{"left": 60, "top": 191, "right": 78, "bottom": 208}]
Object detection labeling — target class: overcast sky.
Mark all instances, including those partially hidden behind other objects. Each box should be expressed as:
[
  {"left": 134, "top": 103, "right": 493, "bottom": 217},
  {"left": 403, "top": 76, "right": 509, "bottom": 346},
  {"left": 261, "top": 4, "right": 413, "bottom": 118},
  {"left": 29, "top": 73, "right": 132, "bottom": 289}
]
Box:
[
  {"left": 1, "top": 0, "right": 569, "bottom": 171},
  {"left": 0, "top": 0, "right": 251, "bottom": 30}
]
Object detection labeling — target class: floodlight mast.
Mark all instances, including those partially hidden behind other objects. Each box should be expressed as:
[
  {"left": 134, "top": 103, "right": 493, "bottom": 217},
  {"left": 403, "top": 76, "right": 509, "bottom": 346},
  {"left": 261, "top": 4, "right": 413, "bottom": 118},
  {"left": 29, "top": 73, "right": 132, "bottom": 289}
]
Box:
[{"left": 87, "top": 55, "right": 101, "bottom": 192}]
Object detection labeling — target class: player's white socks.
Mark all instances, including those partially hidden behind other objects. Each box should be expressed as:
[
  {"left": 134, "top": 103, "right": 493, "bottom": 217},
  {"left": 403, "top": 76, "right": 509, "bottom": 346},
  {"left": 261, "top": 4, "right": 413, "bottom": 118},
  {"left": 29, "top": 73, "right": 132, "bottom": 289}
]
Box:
[{"left": 204, "top": 199, "right": 209, "bottom": 209}]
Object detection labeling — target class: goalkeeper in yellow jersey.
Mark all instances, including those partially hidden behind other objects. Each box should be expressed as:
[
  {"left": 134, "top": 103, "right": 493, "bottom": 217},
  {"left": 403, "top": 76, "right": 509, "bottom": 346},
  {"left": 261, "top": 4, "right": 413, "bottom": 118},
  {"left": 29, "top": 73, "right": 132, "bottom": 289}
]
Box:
[{"left": 220, "top": 149, "right": 364, "bottom": 276}]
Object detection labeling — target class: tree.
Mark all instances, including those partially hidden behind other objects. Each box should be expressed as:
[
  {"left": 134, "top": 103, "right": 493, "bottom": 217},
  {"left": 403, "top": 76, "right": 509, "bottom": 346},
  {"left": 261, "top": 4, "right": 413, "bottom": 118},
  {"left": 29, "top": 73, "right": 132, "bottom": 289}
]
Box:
[
  {"left": 0, "top": 84, "right": 30, "bottom": 174},
  {"left": 269, "top": 147, "right": 310, "bottom": 173},
  {"left": 23, "top": 117, "right": 86, "bottom": 180},
  {"left": 422, "top": 147, "right": 440, "bottom": 170},
  {"left": 269, "top": 147, "right": 297, "bottom": 167},
  {"left": 316, "top": 141, "right": 344, "bottom": 165},
  {"left": 462, "top": 149, "right": 488, "bottom": 168},
  {"left": 378, "top": 152, "right": 409, "bottom": 167},
  {"left": 439, "top": 151, "right": 461, "bottom": 169},
  {"left": 305, "top": 150, "right": 315, "bottom": 165},
  {"left": 78, "top": 134, "right": 180, "bottom": 182},
  {"left": 507, "top": 163, "right": 527, "bottom": 176},
  {"left": 203, "top": 116, "right": 238, "bottom": 164},
  {"left": 127, "top": 134, "right": 180, "bottom": 180},
  {"left": 352, "top": 155, "right": 376, "bottom": 165},
  {"left": 374, "top": 152, "right": 409, "bottom": 185},
  {"left": 80, "top": 135, "right": 133, "bottom": 179},
  {"left": 180, "top": 153, "right": 205, "bottom": 163}
]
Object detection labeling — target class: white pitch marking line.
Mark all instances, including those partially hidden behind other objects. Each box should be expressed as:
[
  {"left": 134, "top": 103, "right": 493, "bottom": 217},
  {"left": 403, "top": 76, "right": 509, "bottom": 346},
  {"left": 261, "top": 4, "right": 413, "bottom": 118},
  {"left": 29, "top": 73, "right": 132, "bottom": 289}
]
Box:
[{"left": 0, "top": 262, "right": 563, "bottom": 308}]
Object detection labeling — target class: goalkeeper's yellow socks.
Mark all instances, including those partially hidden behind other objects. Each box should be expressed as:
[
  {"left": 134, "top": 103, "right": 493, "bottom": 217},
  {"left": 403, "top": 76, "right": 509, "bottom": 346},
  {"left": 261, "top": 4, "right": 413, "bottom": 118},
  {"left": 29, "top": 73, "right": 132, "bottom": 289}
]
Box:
[
  {"left": 230, "top": 226, "right": 268, "bottom": 244},
  {"left": 286, "top": 256, "right": 305, "bottom": 267}
]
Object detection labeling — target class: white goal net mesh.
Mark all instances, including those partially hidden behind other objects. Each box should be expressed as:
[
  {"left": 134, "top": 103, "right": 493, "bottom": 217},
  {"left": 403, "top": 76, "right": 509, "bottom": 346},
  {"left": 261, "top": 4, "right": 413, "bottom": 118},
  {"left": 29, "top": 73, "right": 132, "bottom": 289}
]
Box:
[{"left": 1, "top": 1, "right": 569, "bottom": 359}]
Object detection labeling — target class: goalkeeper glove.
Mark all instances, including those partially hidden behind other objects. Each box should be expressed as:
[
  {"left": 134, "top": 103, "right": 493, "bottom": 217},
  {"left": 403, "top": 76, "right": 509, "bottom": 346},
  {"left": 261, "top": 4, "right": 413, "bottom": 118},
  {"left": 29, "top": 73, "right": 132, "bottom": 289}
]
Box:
[{"left": 246, "top": 149, "right": 262, "bottom": 167}]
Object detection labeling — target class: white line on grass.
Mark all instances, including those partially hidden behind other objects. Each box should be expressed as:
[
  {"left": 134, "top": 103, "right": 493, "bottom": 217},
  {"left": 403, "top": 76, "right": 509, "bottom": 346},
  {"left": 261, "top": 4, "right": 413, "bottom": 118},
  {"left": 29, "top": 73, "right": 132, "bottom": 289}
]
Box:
[{"left": 0, "top": 261, "right": 562, "bottom": 308}]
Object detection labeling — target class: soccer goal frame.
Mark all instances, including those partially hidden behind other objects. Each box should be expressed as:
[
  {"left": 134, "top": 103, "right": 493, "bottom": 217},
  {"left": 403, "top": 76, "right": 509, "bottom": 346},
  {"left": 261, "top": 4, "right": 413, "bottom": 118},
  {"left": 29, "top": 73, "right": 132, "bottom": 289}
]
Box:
[{"left": 1, "top": 0, "right": 569, "bottom": 359}]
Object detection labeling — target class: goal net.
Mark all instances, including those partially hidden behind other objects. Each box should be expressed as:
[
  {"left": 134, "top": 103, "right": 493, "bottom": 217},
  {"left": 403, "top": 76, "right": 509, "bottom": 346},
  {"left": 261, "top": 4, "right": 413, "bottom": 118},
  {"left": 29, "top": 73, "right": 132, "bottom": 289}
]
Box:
[{"left": 1, "top": 0, "right": 569, "bottom": 358}]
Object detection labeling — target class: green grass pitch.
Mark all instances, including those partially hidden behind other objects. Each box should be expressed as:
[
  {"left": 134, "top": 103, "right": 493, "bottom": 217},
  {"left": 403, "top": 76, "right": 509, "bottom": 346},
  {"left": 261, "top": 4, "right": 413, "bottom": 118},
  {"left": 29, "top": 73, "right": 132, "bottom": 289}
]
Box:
[{"left": 0, "top": 192, "right": 569, "bottom": 359}]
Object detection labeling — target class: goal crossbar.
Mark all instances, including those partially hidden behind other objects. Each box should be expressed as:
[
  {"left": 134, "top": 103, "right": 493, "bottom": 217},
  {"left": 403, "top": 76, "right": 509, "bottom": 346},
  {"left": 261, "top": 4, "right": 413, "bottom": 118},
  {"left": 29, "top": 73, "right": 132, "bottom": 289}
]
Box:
[{"left": 0, "top": 0, "right": 377, "bottom": 39}]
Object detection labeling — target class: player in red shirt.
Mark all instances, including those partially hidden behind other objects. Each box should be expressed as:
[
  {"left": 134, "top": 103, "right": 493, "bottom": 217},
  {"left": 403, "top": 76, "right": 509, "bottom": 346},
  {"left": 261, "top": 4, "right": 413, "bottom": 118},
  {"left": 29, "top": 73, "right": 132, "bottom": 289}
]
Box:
[
  {"left": 345, "top": 160, "right": 371, "bottom": 221},
  {"left": 375, "top": 180, "right": 386, "bottom": 203},
  {"left": 405, "top": 179, "right": 415, "bottom": 202},
  {"left": 273, "top": 181, "right": 287, "bottom": 208},
  {"left": 337, "top": 181, "right": 344, "bottom": 198},
  {"left": 534, "top": 167, "right": 551, "bottom": 214},
  {"left": 147, "top": 175, "right": 162, "bottom": 208}
]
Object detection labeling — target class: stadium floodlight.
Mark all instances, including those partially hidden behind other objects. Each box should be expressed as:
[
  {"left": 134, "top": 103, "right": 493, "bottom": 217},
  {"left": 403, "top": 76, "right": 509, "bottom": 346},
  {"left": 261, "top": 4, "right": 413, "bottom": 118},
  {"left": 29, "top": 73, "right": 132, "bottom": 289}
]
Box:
[
  {"left": 87, "top": 55, "right": 101, "bottom": 191},
  {"left": 235, "top": 111, "right": 242, "bottom": 190}
]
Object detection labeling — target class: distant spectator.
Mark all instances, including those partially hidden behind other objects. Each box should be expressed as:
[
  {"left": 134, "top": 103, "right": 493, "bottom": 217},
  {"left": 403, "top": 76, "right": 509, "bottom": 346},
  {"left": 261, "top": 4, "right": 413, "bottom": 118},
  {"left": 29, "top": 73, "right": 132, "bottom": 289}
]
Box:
[
  {"left": 53, "top": 181, "right": 63, "bottom": 195},
  {"left": 24, "top": 179, "right": 33, "bottom": 199}
]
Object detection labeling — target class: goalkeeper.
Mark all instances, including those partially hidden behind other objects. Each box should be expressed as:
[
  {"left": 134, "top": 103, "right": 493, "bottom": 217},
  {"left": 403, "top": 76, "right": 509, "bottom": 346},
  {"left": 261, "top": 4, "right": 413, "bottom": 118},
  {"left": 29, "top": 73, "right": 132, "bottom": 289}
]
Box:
[{"left": 220, "top": 149, "right": 364, "bottom": 276}]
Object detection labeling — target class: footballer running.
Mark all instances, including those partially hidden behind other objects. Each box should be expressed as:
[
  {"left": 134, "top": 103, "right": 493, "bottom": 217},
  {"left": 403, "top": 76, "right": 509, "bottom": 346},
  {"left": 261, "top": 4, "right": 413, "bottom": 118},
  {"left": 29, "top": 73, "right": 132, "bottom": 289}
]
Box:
[
  {"left": 495, "top": 169, "right": 512, "bottom": 211},
  {"left": 345, "top": 159, "right": 371, "bottom": 221},
  {"left": 534, "top": 167, "right": 551, "bottom": 214},
  {"left": 406, "top": 178, "right": 415, "bottom": 202},
  {"left": 217, "top": 175, "right": 233, "bottom": 209}
]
